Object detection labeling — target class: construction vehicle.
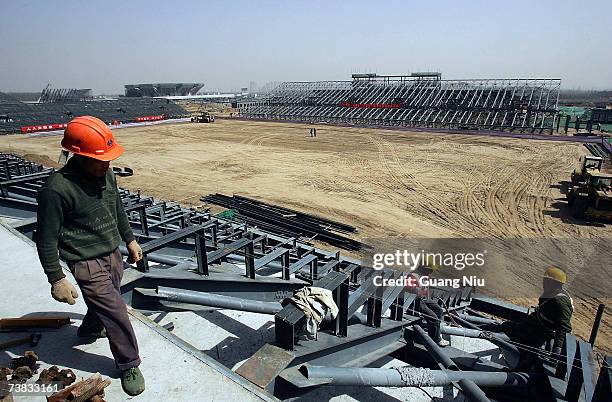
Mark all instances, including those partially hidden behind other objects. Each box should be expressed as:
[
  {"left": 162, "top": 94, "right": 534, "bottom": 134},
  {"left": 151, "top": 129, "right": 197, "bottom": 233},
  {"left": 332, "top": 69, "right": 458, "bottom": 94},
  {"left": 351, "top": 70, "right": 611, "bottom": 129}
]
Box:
[
  {"left": 566, "top": 171, "right": 612, "bottom": 219},
  {"left": 571, "top": 156, "right": 603, "bottom": 184},
  {"left": 191, "top": 111, "right": 215, "bottom": 123}
]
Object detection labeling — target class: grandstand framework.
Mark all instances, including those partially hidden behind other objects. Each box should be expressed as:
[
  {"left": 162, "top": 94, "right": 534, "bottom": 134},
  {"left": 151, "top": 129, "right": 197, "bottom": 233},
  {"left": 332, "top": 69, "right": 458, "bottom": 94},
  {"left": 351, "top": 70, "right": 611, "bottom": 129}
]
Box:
[
  {"left": 238, "top": 75, "right": 562, "bottom": 133},
  {"left": 125, "top": 83, "right": 204, "bottom": 97},
  {"left": 0, "top": 92, "right": 189, "bottom": 134}
]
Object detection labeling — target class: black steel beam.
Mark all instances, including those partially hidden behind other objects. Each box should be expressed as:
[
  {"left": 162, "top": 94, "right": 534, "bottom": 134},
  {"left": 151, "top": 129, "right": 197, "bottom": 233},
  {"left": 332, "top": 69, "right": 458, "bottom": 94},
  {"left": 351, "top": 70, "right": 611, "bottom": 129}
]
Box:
[
  {"left": 137, "top": 222, "right": 215, "bottom": 272},
  {"left": 566, "top": 340, "right": 598, "bottom": 402},
  {"left": 593, "top": 356, "right": 612, "bottom": 402}
]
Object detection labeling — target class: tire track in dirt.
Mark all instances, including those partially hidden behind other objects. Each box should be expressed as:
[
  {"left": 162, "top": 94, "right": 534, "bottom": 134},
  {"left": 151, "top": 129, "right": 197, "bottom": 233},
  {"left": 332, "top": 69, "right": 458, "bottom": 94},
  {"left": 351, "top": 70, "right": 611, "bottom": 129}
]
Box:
[{"left": 367, "top": 135, "right": 459, "bottom": 233}]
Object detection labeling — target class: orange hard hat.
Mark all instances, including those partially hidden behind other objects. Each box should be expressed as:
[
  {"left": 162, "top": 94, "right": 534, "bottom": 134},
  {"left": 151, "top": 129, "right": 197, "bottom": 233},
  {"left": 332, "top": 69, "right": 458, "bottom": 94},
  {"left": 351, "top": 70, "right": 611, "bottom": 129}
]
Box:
[{"left": 61, "top": 116, "right": 124, "bottom": 161}]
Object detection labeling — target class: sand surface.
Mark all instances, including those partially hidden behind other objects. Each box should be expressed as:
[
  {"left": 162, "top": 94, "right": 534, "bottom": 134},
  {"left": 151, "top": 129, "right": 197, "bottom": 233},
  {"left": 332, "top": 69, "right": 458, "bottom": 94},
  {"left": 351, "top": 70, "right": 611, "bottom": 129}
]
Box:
[{"left": 1, "top": 119, "right": 609, "bottom": 355}]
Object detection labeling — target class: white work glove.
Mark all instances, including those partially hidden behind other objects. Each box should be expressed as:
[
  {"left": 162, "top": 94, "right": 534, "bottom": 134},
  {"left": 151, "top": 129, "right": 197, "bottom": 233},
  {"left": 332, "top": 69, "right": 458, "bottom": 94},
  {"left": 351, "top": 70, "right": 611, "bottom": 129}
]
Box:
[
  {"left": 51, "top": 277, "right": 79, "bottom": 305},
  {"left": 127, "top": 240, "right": 143, "bottom": 264}
]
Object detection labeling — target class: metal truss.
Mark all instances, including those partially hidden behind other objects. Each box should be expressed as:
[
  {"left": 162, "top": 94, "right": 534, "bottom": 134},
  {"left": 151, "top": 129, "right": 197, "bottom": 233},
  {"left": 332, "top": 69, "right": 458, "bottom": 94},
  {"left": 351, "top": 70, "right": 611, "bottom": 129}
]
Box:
[
  {"left": 2, "top": 153, "right": 610, "bottom": 402},
  {"left": 238, "top": 77, "right": 561, "bottom": 133}
]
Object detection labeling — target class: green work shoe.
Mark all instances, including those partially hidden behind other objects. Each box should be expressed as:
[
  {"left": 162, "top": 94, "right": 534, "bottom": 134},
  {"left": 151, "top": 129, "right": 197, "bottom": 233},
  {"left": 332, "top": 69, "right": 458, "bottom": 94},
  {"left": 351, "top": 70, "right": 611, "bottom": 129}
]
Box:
[
  {"left": 77, "top": 326, "right": 107, "bottom": 338},
  {"left": 122, "top": 367, "right": 145, "bottom": 396}
]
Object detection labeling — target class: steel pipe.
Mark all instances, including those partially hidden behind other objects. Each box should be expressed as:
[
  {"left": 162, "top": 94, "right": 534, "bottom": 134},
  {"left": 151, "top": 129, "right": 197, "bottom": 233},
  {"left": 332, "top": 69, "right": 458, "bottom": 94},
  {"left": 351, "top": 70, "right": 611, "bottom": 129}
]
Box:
[
  {"left": 300, "top": 365, "right": 535, "bottom": 388},
  {"left": 449, "top": 313, "right": 481, "bottom": 330},
  {"left": 441, "top": 325, "right": 510, "bottom": 341},
  {"left": 156, "top": 286, "right": 283, "bottom": 314},
  {"left": 457, "top": 313, "right": 500, "bottom": 325},
  {"left": 458, "top": 379, "right": 491, "bottom": 402},
  {"left": 414, "top": 324, "right": 458, "bottom": 370},
  {"left": 440, "top": 324, "right": 519, "bottom": 368}
]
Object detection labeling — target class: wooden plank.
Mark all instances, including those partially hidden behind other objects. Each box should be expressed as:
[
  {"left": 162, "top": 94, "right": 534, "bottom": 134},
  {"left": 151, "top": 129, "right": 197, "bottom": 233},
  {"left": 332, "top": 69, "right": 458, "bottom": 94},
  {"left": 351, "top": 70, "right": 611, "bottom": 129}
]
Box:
[{"left": 0, "top": 316, "right": 71, "bottom": 329}]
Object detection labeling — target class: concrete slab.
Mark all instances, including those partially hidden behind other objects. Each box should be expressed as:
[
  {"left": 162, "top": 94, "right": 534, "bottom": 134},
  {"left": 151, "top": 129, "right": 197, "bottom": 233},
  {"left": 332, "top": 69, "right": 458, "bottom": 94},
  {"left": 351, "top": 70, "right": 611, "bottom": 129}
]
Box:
[
  {"left": 147, "top": 298, "right": 485, "bottom": 401},
  {"left": 0, "top": 223, "right": 276, "bottom": 401}
]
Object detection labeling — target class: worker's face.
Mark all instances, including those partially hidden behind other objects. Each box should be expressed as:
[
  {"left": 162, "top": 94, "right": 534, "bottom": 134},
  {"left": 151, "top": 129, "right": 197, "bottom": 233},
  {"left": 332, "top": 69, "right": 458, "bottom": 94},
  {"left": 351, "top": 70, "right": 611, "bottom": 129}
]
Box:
[
  {"left": 80, "top": 156, "right": 110, "bottom": 177},
  {"left": 542, "top": 277, "right": 561, "bottom": 293}
]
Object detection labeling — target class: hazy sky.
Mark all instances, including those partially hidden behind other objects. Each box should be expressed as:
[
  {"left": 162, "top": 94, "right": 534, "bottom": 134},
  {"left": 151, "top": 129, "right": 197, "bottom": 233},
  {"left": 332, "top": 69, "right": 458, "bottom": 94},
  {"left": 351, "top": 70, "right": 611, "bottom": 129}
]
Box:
[{"left": 1, "top": 0, "right": 611, "bottom": 94}]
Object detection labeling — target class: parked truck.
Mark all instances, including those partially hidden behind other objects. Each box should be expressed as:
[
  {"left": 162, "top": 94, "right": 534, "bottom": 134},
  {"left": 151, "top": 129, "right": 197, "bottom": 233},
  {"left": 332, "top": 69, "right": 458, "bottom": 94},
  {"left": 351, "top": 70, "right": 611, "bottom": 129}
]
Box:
[{"left": 191, "top": 111, "right": 215, "bottom": 123}]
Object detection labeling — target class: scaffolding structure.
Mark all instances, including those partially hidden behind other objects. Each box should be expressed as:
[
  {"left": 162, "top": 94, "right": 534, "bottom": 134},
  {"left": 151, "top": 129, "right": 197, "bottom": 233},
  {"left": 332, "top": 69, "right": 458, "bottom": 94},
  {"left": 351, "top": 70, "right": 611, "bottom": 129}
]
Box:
[
  {"left": 238, "top": 75, "right": 561, "bottom": 133},
  {"left": 0, "top": 94, "right": 189, "bottom": 134},
  {"left": 38, "top": 84, "right": 92, "bottom": 103}
]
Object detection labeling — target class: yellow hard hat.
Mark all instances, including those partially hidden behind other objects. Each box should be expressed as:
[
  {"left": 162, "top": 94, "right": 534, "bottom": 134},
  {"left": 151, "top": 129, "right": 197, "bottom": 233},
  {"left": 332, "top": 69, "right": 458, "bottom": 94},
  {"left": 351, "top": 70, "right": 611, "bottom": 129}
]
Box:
[
  {"left": 422, "top": 255, "right": 440, "bottom": 272},
  {"left": 543, "top": 266, "right": 567, "bottom": 284}
]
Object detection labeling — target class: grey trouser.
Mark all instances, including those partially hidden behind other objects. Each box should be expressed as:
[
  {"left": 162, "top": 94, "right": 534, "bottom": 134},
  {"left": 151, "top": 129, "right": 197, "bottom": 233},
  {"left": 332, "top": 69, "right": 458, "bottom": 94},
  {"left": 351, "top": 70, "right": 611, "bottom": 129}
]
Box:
[
  {"left": 69, "top": 248, "right": 141, "bottom": 370},
  {"left": 419, "top": 297, "right": 444, "bottom": 342}
]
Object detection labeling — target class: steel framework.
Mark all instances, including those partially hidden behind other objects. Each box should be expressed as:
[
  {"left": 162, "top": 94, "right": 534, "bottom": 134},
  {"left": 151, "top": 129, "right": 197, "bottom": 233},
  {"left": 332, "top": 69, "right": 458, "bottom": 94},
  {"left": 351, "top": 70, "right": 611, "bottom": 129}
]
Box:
[
  {"left": 38, "top": 84, "right": 92, "bottom": 103},
  {"left": 1, "top": 153, "right": 609, "bottom": 402},
  {"left": 238, "top": 75, "right": 561, "bottom": 133}
]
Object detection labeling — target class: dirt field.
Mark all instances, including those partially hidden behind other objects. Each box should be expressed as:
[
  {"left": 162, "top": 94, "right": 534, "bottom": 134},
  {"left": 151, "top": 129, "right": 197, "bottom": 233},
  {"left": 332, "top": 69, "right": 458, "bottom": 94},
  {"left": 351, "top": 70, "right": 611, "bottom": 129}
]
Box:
[{"left": 1, "top": 119, "right": 610, "bottom": 355}]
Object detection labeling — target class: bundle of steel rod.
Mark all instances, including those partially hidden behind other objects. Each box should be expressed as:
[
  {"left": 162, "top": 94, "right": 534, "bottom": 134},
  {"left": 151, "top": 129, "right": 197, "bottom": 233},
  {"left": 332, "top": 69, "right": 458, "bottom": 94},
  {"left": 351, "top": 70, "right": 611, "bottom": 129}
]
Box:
[
  {"left": 232, "top": 195, "right": 357, "bottom": 234},
  {"left": 584, "top": 143, "right": 610, "bottom": 159},
  {"left": 202, "top": 193, "right": 364, "bottom": 251}
]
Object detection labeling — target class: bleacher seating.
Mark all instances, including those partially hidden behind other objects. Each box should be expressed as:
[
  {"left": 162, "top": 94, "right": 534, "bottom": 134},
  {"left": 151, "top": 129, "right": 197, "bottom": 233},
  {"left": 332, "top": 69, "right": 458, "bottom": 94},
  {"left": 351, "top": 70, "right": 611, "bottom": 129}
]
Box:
[
  {"left": 0, "top": 94, "right": 189, "bottom": 134},
  {"left": 238, "top": 76, "right": 562, "bottom": 133}
]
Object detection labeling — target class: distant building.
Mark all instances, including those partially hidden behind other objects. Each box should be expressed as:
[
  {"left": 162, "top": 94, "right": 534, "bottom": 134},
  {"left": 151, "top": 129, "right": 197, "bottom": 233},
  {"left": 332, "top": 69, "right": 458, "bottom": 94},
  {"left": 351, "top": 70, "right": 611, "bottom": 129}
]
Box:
[
  {"left": 125, "top": 83, "right": 204, "bottom": 97},
  {"left": 591, "top": 108, "right": 612, "bottom": 124}
]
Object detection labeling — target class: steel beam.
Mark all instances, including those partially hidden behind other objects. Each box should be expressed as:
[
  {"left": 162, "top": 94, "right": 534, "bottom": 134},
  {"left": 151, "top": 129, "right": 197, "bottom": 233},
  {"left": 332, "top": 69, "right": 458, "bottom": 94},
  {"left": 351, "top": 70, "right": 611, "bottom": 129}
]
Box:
[
  {"left": 566, "top": 340, "right": 598, "bottom": 402},
  {"left": 136, "top": 222, "right": 215, "bottom": 272},
  {"left": 593, "top": 356, "right": 612, "bottom": 402}
]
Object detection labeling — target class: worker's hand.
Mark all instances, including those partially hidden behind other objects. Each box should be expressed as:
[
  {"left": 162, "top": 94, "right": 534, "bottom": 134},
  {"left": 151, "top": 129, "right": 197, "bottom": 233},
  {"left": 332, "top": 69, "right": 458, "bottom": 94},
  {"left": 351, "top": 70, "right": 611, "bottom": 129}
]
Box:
[
  {"left": 127, "top": 240, "right": 143, "bottom": 264},
  {"left": 51, "top": 278, "right": 78, "bottom": 305}
]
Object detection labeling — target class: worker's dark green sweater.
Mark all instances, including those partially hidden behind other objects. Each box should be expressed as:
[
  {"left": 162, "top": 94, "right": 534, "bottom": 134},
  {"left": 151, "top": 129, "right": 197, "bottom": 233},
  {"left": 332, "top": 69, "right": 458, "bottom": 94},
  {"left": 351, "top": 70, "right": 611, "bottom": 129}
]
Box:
[
  {"left": 36, "top": 158, "right": 135, "bottom": 283},
  {"left": 515, "top": 291, "right": 573, "bottom": 350}
]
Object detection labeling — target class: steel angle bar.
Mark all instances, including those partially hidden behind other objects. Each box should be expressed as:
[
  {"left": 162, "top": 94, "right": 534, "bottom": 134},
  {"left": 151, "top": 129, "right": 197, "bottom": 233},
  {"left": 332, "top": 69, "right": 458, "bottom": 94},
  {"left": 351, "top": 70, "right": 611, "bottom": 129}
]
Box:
[
  {"left": 137, "top": 222, "right": 215, "bottom": 272},
  {"left": 347, "top": 275, "right": 378, "bottom": 317},
  {"left": 556, "top": 334, "right": 578, "bottom": 380},
  {"left": 207, "top": 236, "right": 252, "bottom": 263},
  {"left": 566, "top": 340, "right": 598, "bottom": 402},
  {"left": 288, "top": 254, "right": 317, "bottom": 276},
  {"left": 593, "top": 356, "right": 612, "bottom": 402},
  {"left": 255, "top": 246, "right": 290, "bottom": 269}
]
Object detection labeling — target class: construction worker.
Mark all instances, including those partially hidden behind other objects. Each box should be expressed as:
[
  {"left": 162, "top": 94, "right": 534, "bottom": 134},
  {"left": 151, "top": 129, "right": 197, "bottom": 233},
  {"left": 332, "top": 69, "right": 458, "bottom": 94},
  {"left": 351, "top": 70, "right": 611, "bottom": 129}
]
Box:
[
  {"left": 35, "top": 116, "right": 145, "bottom": 396},
  {"left": 485, "top": 267, "right": 573, "bottom": 370},
  {"left": 406, "top": 258, "right": 450, "bottom": 347}
]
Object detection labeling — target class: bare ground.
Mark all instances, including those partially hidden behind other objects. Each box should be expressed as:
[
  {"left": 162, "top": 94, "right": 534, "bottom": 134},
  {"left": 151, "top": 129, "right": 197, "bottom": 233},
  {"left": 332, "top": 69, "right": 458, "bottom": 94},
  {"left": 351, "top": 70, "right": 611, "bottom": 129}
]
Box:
[{"left": 1, "top": 119, "right": 610, "bottom": 355}]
